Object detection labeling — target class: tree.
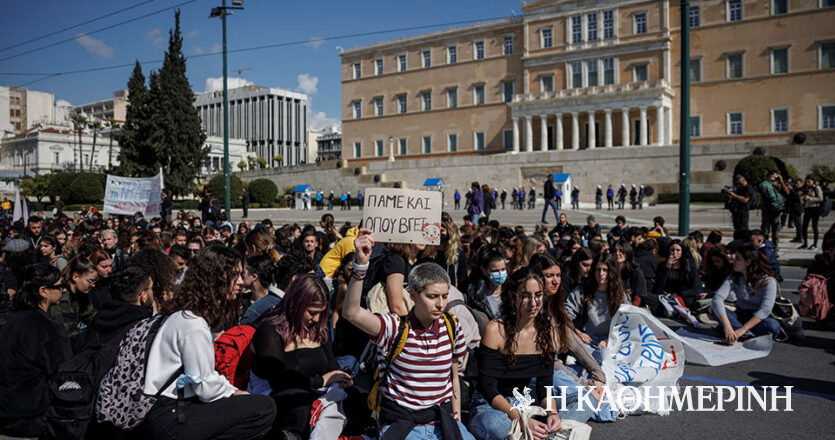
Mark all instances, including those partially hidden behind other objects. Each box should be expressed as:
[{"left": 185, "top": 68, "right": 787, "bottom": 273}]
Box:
[
  {"left": 811, "top": 165, "right": 835, "bottom": 184},
  {"left": 116, "top": 61, "right": 148, "bottom": 176},
  {"left": 71, "top": 112, "right": 87, "bottom": 171},
  {"left": 272, "top": 154, "right": 283, "bottom": 167},
  {"left": 88, "top": 119, "right": 102, "bottom": 170},
  {"left": 105, "top": 120, "right": 120, "bottom": 170},
  {"left": 19, "top": 174, "right": 50, "bottom": 203},
  {"left": 237, "top": 160, "right": 247, "bottom": 171}
]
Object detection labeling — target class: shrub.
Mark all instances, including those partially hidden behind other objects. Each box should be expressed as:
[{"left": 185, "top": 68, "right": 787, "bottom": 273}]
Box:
[
  {"left": 47, "top": 172, "right": 76, "bottom": 202},
  {"left": 247, "top": 178, "right": 278, "bottom": 204},
  {"left": 68, "top": 173, "right": 106, "bottom": 204},
  {"left": 207, "top": 174, "right": 243, "bottom": 208}
]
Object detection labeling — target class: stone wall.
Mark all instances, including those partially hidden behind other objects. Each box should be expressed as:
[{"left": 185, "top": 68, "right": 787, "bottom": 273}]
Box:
[{"left": 236, "top": 139, "right": 832, "bottom": 203}]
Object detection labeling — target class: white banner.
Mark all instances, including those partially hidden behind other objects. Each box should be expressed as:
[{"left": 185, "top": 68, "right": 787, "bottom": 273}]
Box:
[
  {"left": 674, "top": 328, "right": 772, "bottom": 367},
  {"left": 103, "top": 172, "right": 163, "bottom": 216},
  {"left": 601, "top": 304, "right": 686, "bottom": 416}
]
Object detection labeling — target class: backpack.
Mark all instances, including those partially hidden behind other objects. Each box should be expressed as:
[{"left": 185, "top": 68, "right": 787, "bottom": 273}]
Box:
[
  {"left": 367, "top": 312, "right": 458, "bottom": 419},
  {"left": 820, "top": 194, "right": 832, "bottom": 217},
  {"left": 797, "top": 273, "right": 832, "bottom": 320},
  {"left": 44, "top": 327, "right": 131, "bottom": 440},
  {"left": 445, "top": 299, "right": 488, "bottom": 338},
  {"left": 747, "top": 186, "right": 761, "bottom": 210},
  {"left": 95, "top": 314, "right": 183, "bottom": 430},
  {"left": 214, "top": 324, "right": 256, "bottom": 389}
]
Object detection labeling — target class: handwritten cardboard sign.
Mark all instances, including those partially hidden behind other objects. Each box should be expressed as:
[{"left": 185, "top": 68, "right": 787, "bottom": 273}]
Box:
[
  {"left": 103, "top": 172, "right": 163, "bottom": 216},
  {"left": 362, "top": 187, "right": 442, "bottom": 245}
]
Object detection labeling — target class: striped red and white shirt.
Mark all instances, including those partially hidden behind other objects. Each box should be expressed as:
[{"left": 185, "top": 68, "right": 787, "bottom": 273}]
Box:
[{"left": 373, "top": 313, "right": 466, "bottom": 411}]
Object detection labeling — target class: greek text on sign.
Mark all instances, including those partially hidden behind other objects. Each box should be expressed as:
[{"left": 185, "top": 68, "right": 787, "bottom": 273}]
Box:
[
  {"left": 103, "top": 172, "right": 163, "bottom": 217},
  {"left": 362, "top": 187, "right": 442, "bottom": 245}
]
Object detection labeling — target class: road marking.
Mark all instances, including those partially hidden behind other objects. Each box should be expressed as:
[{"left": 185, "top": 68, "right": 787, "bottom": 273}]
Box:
[{"left": 681, "top": 375, "right": 835, "bottom": 401}]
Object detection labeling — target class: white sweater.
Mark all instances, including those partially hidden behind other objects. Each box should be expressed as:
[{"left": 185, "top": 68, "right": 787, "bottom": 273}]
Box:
[{"left": 143, "top": 311, "right": 237, "bottom": 401}]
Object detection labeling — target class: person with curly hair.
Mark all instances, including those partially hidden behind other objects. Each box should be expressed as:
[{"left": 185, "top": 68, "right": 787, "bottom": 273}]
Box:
[
  {"left": 140, "top": 245, "right": 276, "bottom": 439},
  {"left": 129, "top": 248, "right": 178, "bottom": 305},
  {"left": 565, "top": 254, "right": 629, "bottom": 346}
]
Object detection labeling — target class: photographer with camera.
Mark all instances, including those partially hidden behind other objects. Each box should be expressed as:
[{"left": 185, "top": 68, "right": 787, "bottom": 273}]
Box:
[
  {"left": 759, "top": 170, "right": 790, "bottom": 254},
  {"left": 725, "top": 175, "right": 753, "bottom": 232}
]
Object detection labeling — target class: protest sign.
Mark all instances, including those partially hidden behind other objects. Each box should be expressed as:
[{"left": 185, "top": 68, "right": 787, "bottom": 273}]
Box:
[
  {"left": 362, "top": 187, "right": 442, "bottom": 245},
  {"left": 103, "top": 172, "right": 163, "bottom": 216},
  {"left": 601, "top": 304, "right": 685, "bottom": 416},
  {"left": 674, "top": 328, "right": 772, "bottom": 367}
]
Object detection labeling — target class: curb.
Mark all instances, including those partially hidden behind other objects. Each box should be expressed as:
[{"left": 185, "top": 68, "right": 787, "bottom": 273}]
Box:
[{"left": 779, "top": 259, "right": 812, "bottom": 267}]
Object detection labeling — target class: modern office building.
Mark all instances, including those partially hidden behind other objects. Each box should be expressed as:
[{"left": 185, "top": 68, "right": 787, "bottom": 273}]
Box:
[
  {"left": 194, "top": 85, "right": 309, "bottom": 167},
  {"left": 73, "top": 89, "right": 129, "bottom": 123}
]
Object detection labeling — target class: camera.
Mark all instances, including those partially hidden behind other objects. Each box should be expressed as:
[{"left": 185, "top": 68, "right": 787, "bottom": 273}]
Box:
[{"left": 720, "top": 185, "right": 736, "bottom": 195}]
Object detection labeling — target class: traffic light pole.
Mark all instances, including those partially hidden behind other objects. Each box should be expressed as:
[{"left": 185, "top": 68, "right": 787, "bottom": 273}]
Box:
[
  {"left": 222, "top": 0, "right": 231, "bottom": 220},
  {"left": 678, "top": 0, "right": 691, "bottom": 236}
]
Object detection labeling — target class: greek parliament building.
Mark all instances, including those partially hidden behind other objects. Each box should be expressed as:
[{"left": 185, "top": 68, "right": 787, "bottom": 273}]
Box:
[
  {"left": 194, "top": 85, "right": 309, "bottom": 167},
  {"left": 337, "top": 0, "right": 835, "bottom": 196}
]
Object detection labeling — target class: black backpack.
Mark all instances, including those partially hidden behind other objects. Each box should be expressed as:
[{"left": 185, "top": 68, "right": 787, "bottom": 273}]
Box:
[
  {"left": 45, "top": 326, "right": 131, "bottom": 440},
  {"left": 747, "top": 187, "right": 761, "bottom": 210}
]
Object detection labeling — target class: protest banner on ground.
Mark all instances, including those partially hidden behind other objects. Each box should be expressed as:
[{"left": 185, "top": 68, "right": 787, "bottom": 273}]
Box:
[
  {"left": 674, "top": 328, "right": 772, "bottom": 367},
  {"left": 103, "top": 172, "right": 163, "bottom": 216},
  {"left": 362, "top": 187, "right": 442, "bottom": 245}
]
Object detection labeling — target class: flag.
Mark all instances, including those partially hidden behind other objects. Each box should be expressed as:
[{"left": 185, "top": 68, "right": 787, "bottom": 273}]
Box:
[{"left": 12, "top": 187, "right": 28, "bottom": 225}]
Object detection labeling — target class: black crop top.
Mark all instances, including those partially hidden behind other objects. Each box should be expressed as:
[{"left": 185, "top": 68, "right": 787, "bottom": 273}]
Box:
[{"left": 476, "top": 346, "right": 554, "bottom": 405}]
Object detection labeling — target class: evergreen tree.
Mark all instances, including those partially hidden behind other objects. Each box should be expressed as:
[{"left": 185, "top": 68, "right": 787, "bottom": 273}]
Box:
[{"left": 116, "top": 61, "right": 148, "bottom": 176}]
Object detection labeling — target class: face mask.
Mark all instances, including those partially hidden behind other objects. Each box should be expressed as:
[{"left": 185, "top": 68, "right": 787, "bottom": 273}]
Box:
[{"left": 489, "top": 270, "right": 507, "bottom": 286}]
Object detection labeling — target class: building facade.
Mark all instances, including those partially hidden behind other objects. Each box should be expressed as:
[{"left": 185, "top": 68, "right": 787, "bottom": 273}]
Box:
[
  {"left": 341, "top": 0, "right": 835, "bottom": 160},
  {"left": 194, "top": 85, "right": 309, "bottom": 167},
  {"left": 1, "top": 86, "right": 56, "bottom": 135},
  {"left": 203, "top": 136, "right": 252, "bottom": 175},
  {"left": 0, "top": 125, "right": 120, "bottom": 175},
  {"left": 73, "top": 89, "right": 129, "bottom": 123},
  {"left": 317, "top": 129, "right": 343, "bottom": 161}
]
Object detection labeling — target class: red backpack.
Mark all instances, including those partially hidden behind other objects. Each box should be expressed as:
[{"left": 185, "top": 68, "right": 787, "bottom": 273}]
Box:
[
  {"left": 214, "top": 325, "right": 256, "bottom": 389},
  {"left": 797, "top": 274, "right": 832, "bottom": 321}
]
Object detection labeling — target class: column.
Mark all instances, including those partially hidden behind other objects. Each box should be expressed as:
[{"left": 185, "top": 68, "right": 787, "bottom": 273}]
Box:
[
  {"left": 665, "top": 105, "right": 673, "bottom": 145},
  {"left": 639, "top": 107, "right": 648, "bottom": 146},
  {"left": 655, "top": 106, "right": 664, "bottom": 146},
  {"left": 571, "top": 112, "right": 579, "bottom": 150},
  {"left": 587, "top": 111, "right": 596, "bottom": 148},
  {"left": 604, "top": 109, "right": 613, "bottom": 148},
  {"left": 512, "top": 117, "right": 520, "bottom": 153},
  {"left": 540, "top": 114, "right": 549, "bottom": 151},
  {"left": 621, "top": 108, "right": 630, "bottom": 147},
  {"left": 555, "top": 113, "right": 564, "bottom": 150},
  {"left": 525, "top": 116, "right": 534, "bottom": 152}
]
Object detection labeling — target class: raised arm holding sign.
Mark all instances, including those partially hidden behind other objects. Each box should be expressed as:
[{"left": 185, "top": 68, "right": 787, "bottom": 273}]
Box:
[{"left": 362, "top": 187, "right": 443, "bottom": 245}]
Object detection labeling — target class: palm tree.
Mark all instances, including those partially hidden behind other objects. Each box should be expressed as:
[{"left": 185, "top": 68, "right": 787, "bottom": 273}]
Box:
[
  {"left": 71, "top": 113, "right": 87, "bottom": 171},
  {"left": 88, "top": 119, "right": 102, "bottom": 170},
  {"left": 105, "top": 120, "right": 120, "bottom": 170}
]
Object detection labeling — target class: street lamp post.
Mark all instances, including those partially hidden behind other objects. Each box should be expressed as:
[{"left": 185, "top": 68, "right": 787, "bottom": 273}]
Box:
[{"left": 211, "top": 0, "right": 244, "bottom": 220}]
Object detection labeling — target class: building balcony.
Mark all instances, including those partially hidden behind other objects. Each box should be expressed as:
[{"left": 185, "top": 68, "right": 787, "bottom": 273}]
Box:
[{"left": 513, "top": 79, "right": 670, "bottom": 103}]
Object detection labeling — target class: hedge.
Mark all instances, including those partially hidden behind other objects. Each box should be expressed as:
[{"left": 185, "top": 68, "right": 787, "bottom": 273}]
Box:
[
  {"left": 47, "top": 172, "right": 77, "bottom": 202},
  {"left": 733, "top": 155, "right": 788, "bottom": 187},
  {"left": 657, "top": 192, "right": 728, "bottom": 204},
  {"left": 247, "top": 179, "right": 278, "bottom": 204},
  {"left": 207, "top": 174, "right": 243, "bottom": 208},
  {"left": 68, "top": 173, "right": 106, "bottom": 205}
]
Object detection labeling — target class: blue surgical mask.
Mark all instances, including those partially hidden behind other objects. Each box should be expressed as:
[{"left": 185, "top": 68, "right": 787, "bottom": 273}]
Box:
[{"left": 489, "top": 270, "right": 507, "bottom": 286}]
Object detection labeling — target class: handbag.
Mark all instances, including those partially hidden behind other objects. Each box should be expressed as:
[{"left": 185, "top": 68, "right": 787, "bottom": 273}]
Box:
[{"left": 770, "top": 284, "right": 799, "bottom": 328}]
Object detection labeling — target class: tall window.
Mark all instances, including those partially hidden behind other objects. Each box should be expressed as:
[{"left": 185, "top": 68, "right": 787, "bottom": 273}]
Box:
[
  {"left": 821, "top": 106, "right": 835, "bottom": 129},
  {"left": 353, "top": 101, "right": 362, "bottom": 119},
  {"left": 689, "top": 5, "right": 700, "bottom": 27},
  {"left": 727, "top": 54, "right": 744, "bottom": 78},
  {"left": 503, "top": 129, "right": 513, "bottom": 149},
  {"left": 353, "top": 62, "right": 361, "bottom": 79},
  {"left": 587, "top": 13, "right": 598, "bottom": 41},
  {"left": 771, "top": 48, "right": 789, "bottom": 74},
  {"left": 475, "top": 132, "right": 485, "bottom": 150},
  {"left": 541, "top": 28, "right": 553, "bottom": 48},
  {"left": 375, "top": 98, "right": 383, "bottom": 116},
  {"left": 398, "top": 54, "right": 407, "bottom": 72},
  {"left": 447, "top": 88, "right": 458, "bottom": 108},
  {"left": 634, "top": 64, "right": 648, "bottom": 82},
  {"left": 54, "top": 152, "right": 60, "bottom": 164},
  {"left": 448, "top": 134, "right": 458, "bottom": 152},
  {"left": 375, "top": 58, "right": 383, "bottom": 75},
  {"left": 587, "top": 61, "right": 599, "bottom": 86},
  {"left": 773, "top": 0, "right": 788, "bottom": 14},
  {"left": 422, "top": 50, "right": 431, "bottom": 67},
  {"left": 474, "top": 84, "right": 485, "bottom": 105},
  {"left": 690, "top": 116, "right": 701, "bottom": 137},
  {"left": 422, "top": 136, "right": 432, "bottom": 154},
  {"left": 422, "top": 92, "right": 432, "bottom": 111},
  {"left": 603, "top": 58, "right": 615, "bottom": 84},
  {"left": 634, "top": 13, "right": 647, "bottom": 34},
  {"left": 398, "top": 138, "right": 407, "bottom": 155},
  {"left": 571, "top": 16, "right": 582, "bottom": 43},
  {"left": 398, "top": 94, "right": 407, "bottom": 114},
  {"left": 503, "top": 81, "right": 514, "bottom": 102},
  {"left": 728, "top": 112, "right": 743, "bottom": 134},
  {"left": 353, "top": 142, "right": 362, "bottom": 158},
  {"left": 820, "top": 42, "right": 834, "bottom": 69},
  {"left": 603, "top": 10, "right": 614, "bottom": 38},
  {"left": 690, "top": 58, "right": 701, "bottom": 82},
  {"left": 728, "top": 0, "right": 742, "bottom": 21},
  {"left": 572, "top": 61, "right": 583, "bottom": 88},
  {"left": 503, "top": 35, "right": 514, "bottom": 55},
  {"left": 474, "top": 40, "right": 485, "bottom": 60},
  {"left": 447, "top": 46, "right": 457, "bottom": 64},
  {"left": 772, "top": 109, "right": 789, "bottom": 132},
  {"left": 541, "top": 76, "right": 554, "bottom": 92},
  {"left": 375, "top": 140, "right": 384, "bottom": 157}
]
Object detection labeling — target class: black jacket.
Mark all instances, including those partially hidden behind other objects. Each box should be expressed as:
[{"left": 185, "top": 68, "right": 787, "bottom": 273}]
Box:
[
  {"left": 634, "top": 247, "right": 660, "bottom": 291},
  {"left": 81, "top": 299, "right": 152, "bottom": 350},
  {"left": 544, "top": 180, "right": 555, "bottom": 200}
]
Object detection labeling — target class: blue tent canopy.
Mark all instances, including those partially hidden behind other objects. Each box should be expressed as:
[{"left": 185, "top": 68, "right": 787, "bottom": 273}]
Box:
[
  {"left": 423, "top": 178, "right": 446, "bottom": 186},
  {"left": 293, "top": 184, "right": 314, "bottom": 192},
  {"left": 552, "top": 173, "right": 571, "bottom": 183}
]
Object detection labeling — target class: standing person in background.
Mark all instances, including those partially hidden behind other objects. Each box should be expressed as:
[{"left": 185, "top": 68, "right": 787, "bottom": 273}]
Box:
[
  {"left": 616, "top": 185, "right": 627, "bottom": 210},
  {"left": 500, "top": 188, "right": 507, "bottom": 210},
  {"left": 481, "top": 185, "right": 495, "bottom": 223},
  {"left": 571, "top": 187, "right": 580, "bottom": 210},
  {"left": 555, "top": 187, "right": 563, "bottom": 211},
  {"left": 52, "top": 195, "right": 65, "bottom": 218},
  {"left": 468, "top": 182, "right": 484, "bottom": 224},
  {"left": 528, "top": 186, "right": 536, "bottom": 210},
  {"left": 606, "top": 185, "right": 615, "bottom": 211},
  {"left": 518, "top": 188, "right": 525, "bottom": 210},
  {"left": 629, "top": 185, "right": 637, "bottom": 209},
  {"left": 595, "top": 186, "right": 603, "bottom": 210},
  {"left": 240, "top": 187, "right": 250, "bottom": 219},
  {"left": 541, "top": 174, "right": 559, "bottom": 225},
  {"left": 726, "top": 175, "right": 752, "bottom": 232},
  {"left": 346, "top": 192, "right": 352, "bottom": 210},
  {"left": 759, "top": 171, "right": 789, "bottom": 254},
  {"left": 328, "top": 191, "right": 335, "bottom": 210},
  {"left": 160, "top": 189, "right": 172, "bottom": 226},
  {"left": 788, "top": 179, "right": 805, "bottom": 243},
  {"left": 454, "top": 189, "right": 461, "bottom": 210},
  {"left": 638, "top": 185, "right": 645, "bottom": 209},
  {"left": 358, "top": 191, "right": 364, "bottom": 209},
  {"left": 800, "top": 175, "right": 824, "bottom": 250}
]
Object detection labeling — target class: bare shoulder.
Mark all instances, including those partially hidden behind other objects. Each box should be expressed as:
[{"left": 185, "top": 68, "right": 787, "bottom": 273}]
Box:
[{"left": 482, "top": 319, "right": 505, "bottom": 350}]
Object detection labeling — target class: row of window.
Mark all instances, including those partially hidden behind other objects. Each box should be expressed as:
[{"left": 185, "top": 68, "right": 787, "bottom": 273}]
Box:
[
  {"left": 353, "top": 132, "right": 488, "bottom": 158},
  {"left": 687, "top": 106, "right": 835, "bottom": 137},
  {"left": 351, "top": 82, "right": 516, "bottom": 119},
  {"left": 689, "top": 43, "right": 835, "bottom": 82},
  {"left": 351, "top": 36, "right": 514, "bottom": 79},
  {"left": 703, "top": 0, "right": 835, "bottom": 25}
]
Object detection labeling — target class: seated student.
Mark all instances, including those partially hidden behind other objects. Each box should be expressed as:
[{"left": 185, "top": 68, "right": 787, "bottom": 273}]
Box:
[
  {"left": 81, "top": 265, "right": 155, "bottom": 348},
  {"left": 565, "top": 254, "right": 629, "bottom": 346},
  {"left": 468, "top": 268, "right": 561, "bottom": 440},
  {"left": 49, "top": 256, "right": 99, "bottom": 348},
  {"left": 653, "top": 239, "right": 700, "bottom": 311},
  {"left": 240, "top": 254, "right": 279, "bottom": 325},
  {"left": 712, "top": 244, "right": 800, "bottom": 342},
  {"left": 343, "top": 229, "right": 473, "bottom": 440},
  {"left": 141, "top": 245, "right": 276, "bottom": 440},
  {"left": 560, "top": 247, "right": 592, "bottom": 296},
  {"left": 751, "top": 229, "right": 783, "bottom": 283},
  {"left": 702, "top": 244, "right": 731, "bottom": 294},
  {"left": 252, "top": 274, "right": 353, "bottom": 438},
  {"left": 467, "top": 248, "right": 508, "bottom": 320},
  {"left": 612, "top": 241, "right": 649, "bottom": 307},
  {"left": 0, "top": 264, "right": 71, "bottom": 438}
]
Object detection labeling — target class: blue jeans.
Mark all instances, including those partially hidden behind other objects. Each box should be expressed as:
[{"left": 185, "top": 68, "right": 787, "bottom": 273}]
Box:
[
  {"left": 552, "top": 370, "right": 615, "bottom": 422},
  {"left": 541, "top": 199, "right": 559, "bottom": 223},
  {"left": 468, "top": 396, "right": 516, "bottom": 440},
  {"left": 382, "top": 420, "right": 475, "bottom": 440},
  {"left": 717, "top": 307, "right": 781, "bottom": 339},
  {"left": 472, "top": 213, "right": 481, "bottom": 224}
]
